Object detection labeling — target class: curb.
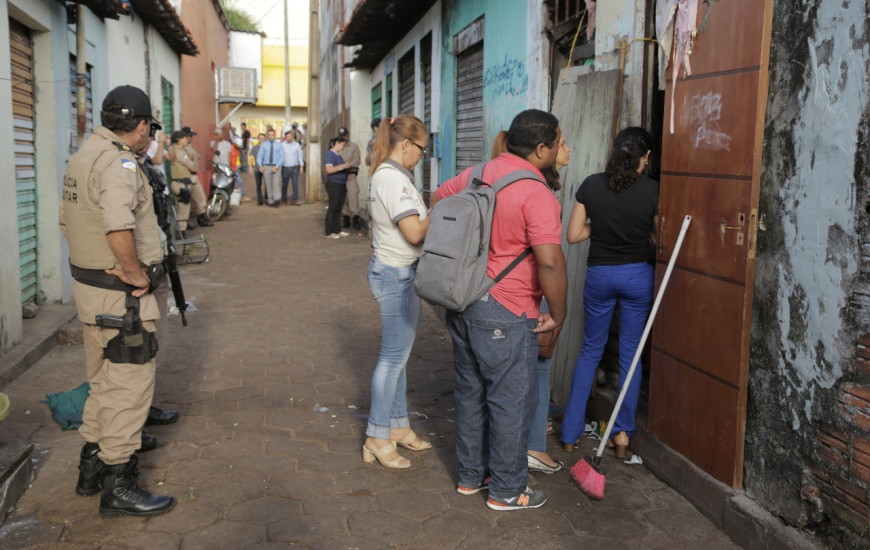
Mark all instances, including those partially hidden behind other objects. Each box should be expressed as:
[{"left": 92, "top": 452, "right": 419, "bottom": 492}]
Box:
[
  {"left": 634, "top": 429, "right": 822, "bottom": 549},
  {"left": 0, "top": 304, "right": 77, "bottom": 390}
]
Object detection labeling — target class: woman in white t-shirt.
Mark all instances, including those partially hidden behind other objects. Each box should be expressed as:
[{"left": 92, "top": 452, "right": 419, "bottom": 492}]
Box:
[{"left": 362, "top": 115, "right": 431, "bottom": 469}]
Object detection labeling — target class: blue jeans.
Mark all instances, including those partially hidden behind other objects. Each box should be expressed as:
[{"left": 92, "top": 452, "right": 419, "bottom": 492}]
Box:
[
  {"left": 527, "top": 356, "right": 551, "bottom": 452},
  {"left": 366, "top": 256, "right": 421, "bottom": 439},
  {"left": 561, "top": 262, "right": 654, "bottom": 445},
  {"left": 446, "top": 295, "right": 538, "bottom": 499},
  {"left": 282, "top": 166, "right": 300, "bottom": 203}
]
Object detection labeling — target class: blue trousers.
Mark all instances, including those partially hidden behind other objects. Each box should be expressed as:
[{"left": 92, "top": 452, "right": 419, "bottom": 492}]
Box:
[{"left": 561, "top": 263, "right": 654, "bottom": 445}]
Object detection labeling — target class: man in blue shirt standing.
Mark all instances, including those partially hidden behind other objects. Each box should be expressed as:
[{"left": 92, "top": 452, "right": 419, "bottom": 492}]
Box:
[
  {"left": 281, "top": 129, "right": 305, "bottom": 205},
  {"left": 256, "top": 128, "right": 284, "bottom": 207}
]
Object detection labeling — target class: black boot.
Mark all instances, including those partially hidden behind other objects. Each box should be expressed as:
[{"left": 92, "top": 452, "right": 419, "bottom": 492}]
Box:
[
  {"left": 76, "top": 442, "right": 103, "bottom": 496},
  {"left": 352, "top": 215, "right": 361, "bottom": 230},
  {"left": 138, "top": 432, "right": 157, "bottom": 453},
  {"left": 146, "top": 406, "right": 179, "bottom": 426},
  {"left": 99, "top": 456, "right": 175, "bottom": 517},
  {"left": 342, "top": 215, "right": 351, "bottom": 228},
  {"left": 197, "top": 214, "right": 214, "bottom": 227}
]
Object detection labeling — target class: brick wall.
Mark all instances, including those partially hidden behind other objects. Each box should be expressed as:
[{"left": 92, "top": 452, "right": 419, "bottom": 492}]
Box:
[{"left": 810, "top": 337, "right": 870, "bottom": 536}]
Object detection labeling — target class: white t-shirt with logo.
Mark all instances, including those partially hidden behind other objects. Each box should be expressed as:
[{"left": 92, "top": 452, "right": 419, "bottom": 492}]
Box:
[{"left": 369, "top": 159, "right": 428, "bottom": 267}]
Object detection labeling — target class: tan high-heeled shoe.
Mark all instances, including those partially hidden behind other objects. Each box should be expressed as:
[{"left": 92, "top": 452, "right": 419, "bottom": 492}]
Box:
[
  {"left": 392, "top": 430, "right": 432, "bottom": 451},
  {"left": 612, "top": 431, "right": 630, "bottom": 459},
  {"left": 362, "top": 440, "right": 411, "bottom": 469}
]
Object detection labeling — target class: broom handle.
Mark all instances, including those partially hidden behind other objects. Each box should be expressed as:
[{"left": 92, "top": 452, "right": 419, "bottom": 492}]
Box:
[{"left": 595, "top": 214, "right": 692, "bottom": 462}]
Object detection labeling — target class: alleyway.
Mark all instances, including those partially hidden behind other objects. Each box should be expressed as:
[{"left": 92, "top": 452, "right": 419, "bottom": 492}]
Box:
[{"left": 0, "top": 199, "right": 738, "bottom": 549}]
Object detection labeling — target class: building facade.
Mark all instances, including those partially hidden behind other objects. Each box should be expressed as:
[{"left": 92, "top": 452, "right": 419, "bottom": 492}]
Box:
[{"left": 0, "top": 0, "right": 194, "bottom": 355}]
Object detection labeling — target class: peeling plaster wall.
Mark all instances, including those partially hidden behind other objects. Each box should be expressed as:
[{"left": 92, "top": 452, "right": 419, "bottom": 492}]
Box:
[{"left": 748, "top": 0, "right": 869, "bottom": 544}]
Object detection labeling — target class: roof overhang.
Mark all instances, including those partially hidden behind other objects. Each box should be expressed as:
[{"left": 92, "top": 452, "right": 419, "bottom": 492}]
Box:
[
  {"left": 74, "top": 0, "right": 128, "bottom": 20},
  {"left": 128, "top": 0, "right": 199, "bottom": 56},
  {"left": 335, "top": 0, "right": 437, "bottom": 70}
]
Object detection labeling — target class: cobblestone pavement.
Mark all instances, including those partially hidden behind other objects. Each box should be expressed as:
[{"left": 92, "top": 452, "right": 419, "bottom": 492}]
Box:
[{"left": 0, "top": 197, "right": 738, "bottom": 549}]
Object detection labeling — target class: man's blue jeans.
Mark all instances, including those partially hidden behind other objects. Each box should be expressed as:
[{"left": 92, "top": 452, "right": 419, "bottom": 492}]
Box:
[
  {"left": 561, "top": 262, "right": 654, "bottom": 446},
  {"left": 365, "top": 256, "right": 420, "bottom": 439},
  {"left": 446, "top": 295, "right": 538, "bottom": 499},
  {"left": 282, "top": 166, "right": 300, "bottom": 203}
]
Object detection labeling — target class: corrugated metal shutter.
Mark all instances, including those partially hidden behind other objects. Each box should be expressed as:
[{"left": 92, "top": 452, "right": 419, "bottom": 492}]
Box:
[
  {"left": 455, "top": 43, "right": 484, "bottom": 174},
  {"left": 10, "top": 19, "right": 37, "bottom": 305},
  {"left": 68, "top": 54, "right": 93, "bottom": 154},
  {"left": 399, "top": 50, "right": 415, "bottom": 115},
  {"left": 421, "top": 35, "right": 432, "bottom": 203}
]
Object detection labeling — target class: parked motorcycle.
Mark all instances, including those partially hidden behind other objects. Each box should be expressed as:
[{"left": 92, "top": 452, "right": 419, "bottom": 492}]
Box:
[{"left": 205, "top": 162, "right": 236, "bottom": 222}]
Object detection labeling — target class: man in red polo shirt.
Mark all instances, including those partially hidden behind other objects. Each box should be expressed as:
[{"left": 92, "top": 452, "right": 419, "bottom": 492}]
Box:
[{"left": 432, "top": 109, "right": 567, "bottom": 510}]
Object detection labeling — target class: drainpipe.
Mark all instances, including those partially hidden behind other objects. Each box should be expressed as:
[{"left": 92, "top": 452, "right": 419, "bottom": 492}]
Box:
[
  {"left": 144, "top": 23, "right": 151, "bottom": 97},
  {"left": 76, "top": 5, "right": 87, "bottom": 145}
]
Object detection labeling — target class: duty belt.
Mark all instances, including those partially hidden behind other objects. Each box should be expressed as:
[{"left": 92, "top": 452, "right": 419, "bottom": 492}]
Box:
[
  {"left": 172, "top": 177, "right": 193, "bottom": 185},
  {"left": 71, "top": 263, "right": 166, "bottom": 293}
]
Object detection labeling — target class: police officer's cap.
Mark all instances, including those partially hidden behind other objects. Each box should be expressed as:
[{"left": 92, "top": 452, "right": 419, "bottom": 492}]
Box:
[
  {"left": 182, "top": 126, "right": 197, "bottom": 137},
  {"left": 102, "top": 85, "right": 155, "bottom": 121},
  {"left": 171, "top": 130, "right": 187, "bottom": 143}
]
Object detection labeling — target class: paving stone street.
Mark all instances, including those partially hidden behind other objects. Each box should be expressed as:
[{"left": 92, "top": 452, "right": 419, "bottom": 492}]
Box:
[{"left": 0, "top": 195, "right": 739, "bottom": 549}]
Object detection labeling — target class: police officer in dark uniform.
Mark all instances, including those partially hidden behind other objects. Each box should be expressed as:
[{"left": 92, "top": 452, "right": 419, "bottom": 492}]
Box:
[{"left": 60, "top": 85, "right": 175, "bottom": 517}]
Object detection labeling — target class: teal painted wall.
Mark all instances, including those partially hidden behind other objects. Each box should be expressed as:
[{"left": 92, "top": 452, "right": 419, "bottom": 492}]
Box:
[{"left": 437, "top": 0, "right": 530, "bottom": 181}]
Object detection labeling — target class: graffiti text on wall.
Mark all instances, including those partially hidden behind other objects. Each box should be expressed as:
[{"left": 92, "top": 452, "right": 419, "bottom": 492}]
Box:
[
  {"left": 680, "top": 91, "right": 732, "bottom": 151},
  {"left": 484, "top": 56, "right": 528, "bottom": 98}
]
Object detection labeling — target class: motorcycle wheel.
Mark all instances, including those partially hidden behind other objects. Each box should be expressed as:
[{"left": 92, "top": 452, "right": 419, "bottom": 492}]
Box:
[{"left": 206, "top": 193, "right": 228, "bottom": 222}]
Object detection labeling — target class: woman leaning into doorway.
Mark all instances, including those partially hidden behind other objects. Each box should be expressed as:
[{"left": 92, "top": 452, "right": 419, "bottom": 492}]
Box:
[
  {"left": 363, "top": 115, "right": 431, "bottom": 469},
  {"left": 560, "top": 127, "right": 658, "bottom": 458}
]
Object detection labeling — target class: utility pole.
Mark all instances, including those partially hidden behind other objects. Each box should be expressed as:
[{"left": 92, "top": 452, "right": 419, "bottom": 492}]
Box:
[
  {"left": 306, "top": 0, "right": 321, "bottom": 201},
  {"left": 284, "top": 0, "right": 291, "bottom": 123}
]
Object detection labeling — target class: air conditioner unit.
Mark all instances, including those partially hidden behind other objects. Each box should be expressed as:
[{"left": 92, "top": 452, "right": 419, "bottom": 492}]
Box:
[{"left": 216, "top": 67, "right": 257, "bottom": 104}]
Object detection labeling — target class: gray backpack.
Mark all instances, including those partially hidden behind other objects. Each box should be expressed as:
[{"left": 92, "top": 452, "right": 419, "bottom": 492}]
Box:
[{"left": 414, "top": 162, "right": 545, "bottom": 311}]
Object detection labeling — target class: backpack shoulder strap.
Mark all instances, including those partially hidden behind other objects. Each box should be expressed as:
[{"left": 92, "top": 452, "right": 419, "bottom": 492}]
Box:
[
  {"left": 490, "top": 169, "right": 545, "bottom": 193},
  {"left": 466, "top": 161, "right": 487, "bottom": 188}
]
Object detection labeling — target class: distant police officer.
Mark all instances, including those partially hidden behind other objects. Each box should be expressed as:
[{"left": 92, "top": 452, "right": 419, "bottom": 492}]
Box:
[
  {"left": 60, "top": 85, "right": 175, "bottom": 517},
  {"left": 169, "top": 130, "right": 213, "bottom": 231}
]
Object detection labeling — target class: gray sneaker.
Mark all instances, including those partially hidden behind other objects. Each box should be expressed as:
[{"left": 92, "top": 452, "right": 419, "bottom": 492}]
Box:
[{"left": 486, "top": 486, "right": 547, "bottom": 510}]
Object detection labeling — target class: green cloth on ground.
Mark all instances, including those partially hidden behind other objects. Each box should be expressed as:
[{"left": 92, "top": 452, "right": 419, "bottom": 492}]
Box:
[{"left": 41, "top": 382, "right": 90, "bottom": 430}]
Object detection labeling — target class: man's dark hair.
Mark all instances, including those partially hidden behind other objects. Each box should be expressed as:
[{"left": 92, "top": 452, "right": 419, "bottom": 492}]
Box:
[
  {"left": 100, "top": 99, "right": 144, "bottom": 134},
  {"left": 241, "top": 122, "right": 247, "bottom": 127},
  {"left": 506, "top": 109, "right": 559, "bottom": 159},
  {"left": 371, "top": 117, "right": 382, "bottom": 130}
]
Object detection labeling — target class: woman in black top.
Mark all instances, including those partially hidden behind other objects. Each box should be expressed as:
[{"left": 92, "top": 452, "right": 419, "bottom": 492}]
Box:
[{"left": 560, "top": 127, "right": 658, "bottom": 456}]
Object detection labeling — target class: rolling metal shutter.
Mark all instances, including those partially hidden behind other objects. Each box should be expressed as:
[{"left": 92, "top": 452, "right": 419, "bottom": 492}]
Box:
[
  {"left": 455, "top": 43, "right": 484, "bottom": 174},
  {"left": 68, "top": 55, "right": 93, "bottom": 153},
  {"left": 398, "top": 50, "right": 415, "bottom": 115},
  {"left": 421, "top": 36, "right": 432, "bottom": 202},
  {"left": 10, "top": 19, "right": 37, "bottom": 305}
]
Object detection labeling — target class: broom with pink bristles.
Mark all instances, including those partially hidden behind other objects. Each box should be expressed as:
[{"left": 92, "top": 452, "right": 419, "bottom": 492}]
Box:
[{"left": 571, "top": 215, "right": 692, "bottom": 500}]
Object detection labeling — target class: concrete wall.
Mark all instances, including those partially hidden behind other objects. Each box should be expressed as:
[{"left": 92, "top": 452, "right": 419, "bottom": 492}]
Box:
[
  {"left": 258, "top": 44, "right": 308, "bottom": 108},
  {"left": 437, "top": 0, "right": 550, "bottom": 180},
  {"left": 105, "top": 15, "right": 147, "bottom": 90},
  {"left": 180, "top": 0, "right": 229, "bottom": 179},
  {"left": 749, "top": 0, "right": 870, "bottom": 547},
  {"left": 593, "top": 0, "right": 646, "bottom": 127},
  {"left": 229, "top": 31, "right": 262, "bottom": 88},
  {"left": 146, "top": 24, "right": 182, "bottom": 133},
  {"left": 367, "top": 3, "right": 441, "bottom": 193}
]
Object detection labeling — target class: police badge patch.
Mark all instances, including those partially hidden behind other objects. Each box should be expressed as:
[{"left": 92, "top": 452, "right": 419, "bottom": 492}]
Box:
[{"left": 121, "top": 159, "right": 138, "bottom": 173}]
